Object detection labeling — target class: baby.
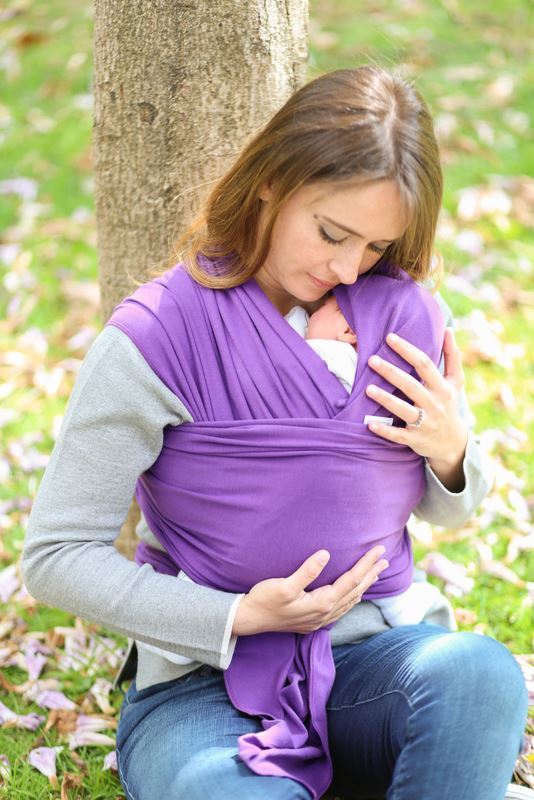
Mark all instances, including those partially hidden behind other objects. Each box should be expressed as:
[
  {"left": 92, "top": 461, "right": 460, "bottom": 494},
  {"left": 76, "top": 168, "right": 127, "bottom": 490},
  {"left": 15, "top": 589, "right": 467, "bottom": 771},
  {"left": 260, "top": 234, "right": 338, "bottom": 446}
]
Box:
[
  {"left": 285, "top": 293, "right": 443, "bottom": 627},
  {"left": 286, "top": 294, "right": 358, "bottom": 394}
]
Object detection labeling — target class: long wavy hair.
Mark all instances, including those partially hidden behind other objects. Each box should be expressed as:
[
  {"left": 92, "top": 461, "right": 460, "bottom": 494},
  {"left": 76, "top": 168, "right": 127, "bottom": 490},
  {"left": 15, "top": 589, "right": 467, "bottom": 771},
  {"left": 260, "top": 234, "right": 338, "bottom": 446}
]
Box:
[{"left": 161, "top": 65, "right": 443, "bottom": 288}]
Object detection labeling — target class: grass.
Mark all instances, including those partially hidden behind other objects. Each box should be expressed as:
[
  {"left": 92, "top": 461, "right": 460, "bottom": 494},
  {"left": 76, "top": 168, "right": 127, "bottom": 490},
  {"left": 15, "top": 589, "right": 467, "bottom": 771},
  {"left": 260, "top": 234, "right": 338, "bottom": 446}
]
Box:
[{"left": 1, "top": 0, "right": 532, "bottom": 795}]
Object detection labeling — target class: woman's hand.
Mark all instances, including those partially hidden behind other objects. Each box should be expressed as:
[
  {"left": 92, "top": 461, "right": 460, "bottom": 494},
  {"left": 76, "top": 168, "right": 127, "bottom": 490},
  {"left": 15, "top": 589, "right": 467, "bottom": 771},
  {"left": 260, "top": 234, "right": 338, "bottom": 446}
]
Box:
[
  {"left": 365, "top": 327, "right": 468, "bottom": 491},
  {"left": 232, "top": 546, "right": 389, "bottom": 636}
]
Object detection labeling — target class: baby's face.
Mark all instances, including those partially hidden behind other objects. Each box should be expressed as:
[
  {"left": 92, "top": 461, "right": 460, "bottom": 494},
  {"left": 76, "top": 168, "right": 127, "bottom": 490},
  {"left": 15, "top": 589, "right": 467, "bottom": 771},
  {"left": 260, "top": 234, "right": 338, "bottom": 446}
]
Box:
[{"left": 307, "top": 295, "right": 357, "bottom": 345}]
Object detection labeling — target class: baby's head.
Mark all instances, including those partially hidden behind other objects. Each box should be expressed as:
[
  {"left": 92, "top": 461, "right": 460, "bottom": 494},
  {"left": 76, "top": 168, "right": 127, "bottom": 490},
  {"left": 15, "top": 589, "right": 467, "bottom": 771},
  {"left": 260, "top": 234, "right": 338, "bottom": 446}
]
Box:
[{"left": 306, "top": 294, "right": 357, "bottom": 346}]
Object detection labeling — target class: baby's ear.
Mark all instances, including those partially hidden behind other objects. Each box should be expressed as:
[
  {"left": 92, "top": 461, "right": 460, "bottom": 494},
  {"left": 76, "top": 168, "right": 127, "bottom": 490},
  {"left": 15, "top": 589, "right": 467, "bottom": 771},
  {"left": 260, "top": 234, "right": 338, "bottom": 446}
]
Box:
[{"left": 339, "top": 330, "right": 357, "bottom": 345}]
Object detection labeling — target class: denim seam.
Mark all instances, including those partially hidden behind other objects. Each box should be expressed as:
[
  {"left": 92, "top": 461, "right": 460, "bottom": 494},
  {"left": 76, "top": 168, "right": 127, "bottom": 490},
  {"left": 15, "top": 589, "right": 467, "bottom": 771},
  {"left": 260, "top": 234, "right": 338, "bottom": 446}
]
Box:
[
  {"left": 116, "top": 745, "right": 136, "bottom": 800},
  {"left": 387, "top": 692, "right": 416, "bottom": 800},
  {"left": 327, "top": 688, "right": 415, "bottom": 713}
]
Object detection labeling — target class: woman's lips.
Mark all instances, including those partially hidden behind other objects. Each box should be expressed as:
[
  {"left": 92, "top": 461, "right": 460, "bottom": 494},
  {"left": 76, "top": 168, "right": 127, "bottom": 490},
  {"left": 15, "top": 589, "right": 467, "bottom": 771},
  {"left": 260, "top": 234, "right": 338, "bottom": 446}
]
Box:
[{"left": 309, "top": 274, "right": 336, "bottom": 289}]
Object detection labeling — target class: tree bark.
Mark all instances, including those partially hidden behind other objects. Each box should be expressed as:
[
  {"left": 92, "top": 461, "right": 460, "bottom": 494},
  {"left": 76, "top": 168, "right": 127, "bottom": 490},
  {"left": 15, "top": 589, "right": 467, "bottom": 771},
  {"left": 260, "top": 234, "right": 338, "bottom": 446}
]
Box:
[{"left": 93, "top": 0, "right": 309, "bottom": 558}]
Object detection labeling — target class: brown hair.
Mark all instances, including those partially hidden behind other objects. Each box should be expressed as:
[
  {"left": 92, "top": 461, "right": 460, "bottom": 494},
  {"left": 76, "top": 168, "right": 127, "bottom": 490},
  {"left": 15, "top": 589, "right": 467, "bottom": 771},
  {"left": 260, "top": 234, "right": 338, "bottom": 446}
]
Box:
[{"left": 163, "top": 65, "right": 443, "bottom": 288}]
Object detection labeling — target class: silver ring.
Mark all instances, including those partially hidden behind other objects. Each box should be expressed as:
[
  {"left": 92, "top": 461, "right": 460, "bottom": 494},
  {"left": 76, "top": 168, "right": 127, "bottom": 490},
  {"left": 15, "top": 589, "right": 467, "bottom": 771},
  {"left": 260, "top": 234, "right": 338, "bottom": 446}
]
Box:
[{"left": 408, "top": 406, "right": 425, "bottom": 429}]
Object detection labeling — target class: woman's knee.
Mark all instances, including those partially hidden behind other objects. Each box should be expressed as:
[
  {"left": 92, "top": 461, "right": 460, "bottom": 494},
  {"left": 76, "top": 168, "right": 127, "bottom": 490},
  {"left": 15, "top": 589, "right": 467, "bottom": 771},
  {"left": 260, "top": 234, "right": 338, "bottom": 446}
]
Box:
[
  {"left": 412, "top": 631, "right": 528, "bottom": 721},
  {"left": 168, "top": 746, "right": 311, "bottom": 800}
]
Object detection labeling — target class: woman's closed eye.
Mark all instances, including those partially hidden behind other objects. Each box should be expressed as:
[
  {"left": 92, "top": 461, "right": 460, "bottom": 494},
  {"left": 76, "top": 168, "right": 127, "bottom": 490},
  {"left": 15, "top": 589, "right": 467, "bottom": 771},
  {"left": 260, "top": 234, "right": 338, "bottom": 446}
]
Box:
[{"left": 318, "top": 226, "right": 387, "bottom": 255}]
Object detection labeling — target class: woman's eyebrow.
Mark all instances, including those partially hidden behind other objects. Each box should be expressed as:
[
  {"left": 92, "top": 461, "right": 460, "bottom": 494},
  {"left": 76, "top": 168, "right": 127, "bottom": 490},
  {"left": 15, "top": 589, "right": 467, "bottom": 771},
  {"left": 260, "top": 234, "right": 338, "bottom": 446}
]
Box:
[{"left": 320, "top": 214, "right": 397, "bottom": 243}]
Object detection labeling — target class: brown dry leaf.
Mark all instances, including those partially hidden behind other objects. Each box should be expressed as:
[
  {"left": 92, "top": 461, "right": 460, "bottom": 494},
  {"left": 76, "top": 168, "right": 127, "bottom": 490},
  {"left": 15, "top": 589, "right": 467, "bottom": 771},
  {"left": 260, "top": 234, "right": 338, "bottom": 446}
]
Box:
[
  {"left": 69, "top": 750, "right": 88, "bottom": 772},
  {"left": 44, "top": 709, "right": 79, "bottom": 735},
  {"left": 60, "top": 771, "right": 83, "bottom": 800},
  {"left": 454, "top": 608, "right": 478, "bottom": 625},
  {"left": 14, "top": 31, "right": 50, "bottom": 48},
  {"left": 45, "top": 628, "right": 66, "bottom": 650},
  {"left": 0, "top": 617, "right": 16, "bottom": 640},
  {"left": 0, "top": 542, "right": 14, "bottom": 563},
  {"left": 0, "top": 671, "right": 20, "bottom": 693},
  {"left": 498, "top": 277, "right": 534, "bottom": 309}
]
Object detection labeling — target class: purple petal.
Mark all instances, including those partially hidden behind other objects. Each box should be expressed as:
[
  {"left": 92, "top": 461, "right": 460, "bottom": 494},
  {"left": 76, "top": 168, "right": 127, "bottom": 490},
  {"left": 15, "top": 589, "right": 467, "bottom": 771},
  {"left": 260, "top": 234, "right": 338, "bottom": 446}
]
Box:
[
  {"left": 34, "top": 690, "right": 76, "bottom": 710},
  {"left": 0, "top": 177, "right": 38, "bottom": 200},
  {"left": 23, "top": 678, "right": 62, "bottom": 701},
  {"left": 22, "top": 638, "right": 52, "bottom": 656},
  {"left": 24, "top": 651, "right": 48, "bottom": 681},
  {"left": 0, "top": 565, "right": 20, "bottom": 603},
  {"left": 18, "top": 712, "right": 46, "bottom": 731},
  {"left": 75, "top": 714, "right": 114, "bottom": 732},
  {"left": 0, "top": 700, "right": 45, "bottom": 730},
  {"left": 55, "top": 625, "right": 89, "bottom": 671},
  {"left": 68, "top": 731, "right": 116, "bottom": 749},
  {"left": 0, "top": 754, "right": 10, "bottom": 781},
  {"left": 103, "top": 750, "right": 118, "bottom": 771},
  {"left": 421, "top": 553, "right": 474, "bottom": 596},
  {"left": 0, "top": 700, "right": 16, "bottom": 725},
  {"left": 88, "top": 679, "right": 114, "bottom": 714},
  {"left": 28, "top": 746, "right": 63, "bottom": 779},
  {"left": 0, "top": 647, "right": 17, "bottom": 667},
  {"left": 0, "top": 243, "right": 21, "bottom": 265}
]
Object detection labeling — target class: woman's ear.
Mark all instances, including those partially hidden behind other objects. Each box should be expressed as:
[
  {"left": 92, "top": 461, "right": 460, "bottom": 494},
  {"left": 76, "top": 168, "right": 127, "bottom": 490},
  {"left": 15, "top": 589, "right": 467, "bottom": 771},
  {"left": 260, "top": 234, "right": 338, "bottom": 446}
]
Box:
[{"left": 258, "top": 181, "right": 273, "bottom": 202}]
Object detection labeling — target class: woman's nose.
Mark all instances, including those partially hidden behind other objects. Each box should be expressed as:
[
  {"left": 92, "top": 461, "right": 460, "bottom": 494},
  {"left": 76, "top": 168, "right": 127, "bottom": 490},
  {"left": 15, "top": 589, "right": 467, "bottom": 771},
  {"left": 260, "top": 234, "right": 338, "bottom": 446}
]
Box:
[{"left": 329, "top": 248, "right": 364, "bottom": 284}]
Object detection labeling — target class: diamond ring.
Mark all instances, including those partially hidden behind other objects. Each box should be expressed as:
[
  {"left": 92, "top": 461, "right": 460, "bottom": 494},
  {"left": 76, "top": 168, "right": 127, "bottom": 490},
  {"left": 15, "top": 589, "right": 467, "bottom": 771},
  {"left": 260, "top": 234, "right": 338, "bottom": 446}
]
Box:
[{"left": 408, "top": 406, "right": 425, "bottom": 428}]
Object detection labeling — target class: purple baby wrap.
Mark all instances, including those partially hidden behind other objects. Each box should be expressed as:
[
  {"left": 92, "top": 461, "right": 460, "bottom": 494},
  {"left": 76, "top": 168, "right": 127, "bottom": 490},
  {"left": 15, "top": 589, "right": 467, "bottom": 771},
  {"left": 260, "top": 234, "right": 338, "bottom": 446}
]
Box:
[{"left": 106, "top": 257, "right": 444, "bottom": 798}]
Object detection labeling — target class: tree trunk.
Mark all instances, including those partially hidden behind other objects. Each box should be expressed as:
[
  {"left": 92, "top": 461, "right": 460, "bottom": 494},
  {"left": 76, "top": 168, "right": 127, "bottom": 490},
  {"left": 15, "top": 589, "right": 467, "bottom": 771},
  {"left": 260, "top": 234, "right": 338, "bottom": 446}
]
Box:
[{"left": 93, "top": 0, "right": 309, "bottom": 558}]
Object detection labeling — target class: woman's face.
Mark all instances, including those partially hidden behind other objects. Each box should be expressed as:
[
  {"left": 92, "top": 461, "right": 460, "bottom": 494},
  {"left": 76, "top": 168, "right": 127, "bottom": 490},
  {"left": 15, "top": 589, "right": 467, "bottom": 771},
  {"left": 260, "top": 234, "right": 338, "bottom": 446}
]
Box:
[{"left": 255, "top": 179, "right": 409, "bottom": 314}]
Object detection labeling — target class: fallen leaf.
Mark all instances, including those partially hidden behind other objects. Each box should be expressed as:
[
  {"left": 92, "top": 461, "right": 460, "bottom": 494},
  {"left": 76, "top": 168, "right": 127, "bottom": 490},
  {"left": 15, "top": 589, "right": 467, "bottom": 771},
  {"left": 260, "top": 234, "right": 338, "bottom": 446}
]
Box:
[
  {"left": 60, "top": 771, "right": 83, "bottom": 800},
  {"left": 44, "top": 709, "right": 79, "bottom": 735},
  {"left": 454, "top": 608, "right": 478, "bottom": 625}
]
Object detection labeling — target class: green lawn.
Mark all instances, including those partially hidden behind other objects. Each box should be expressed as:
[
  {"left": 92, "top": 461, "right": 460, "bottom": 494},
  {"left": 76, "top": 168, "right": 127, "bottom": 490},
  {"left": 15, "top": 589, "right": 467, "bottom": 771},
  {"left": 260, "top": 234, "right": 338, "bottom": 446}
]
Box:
[{"left": 1, "top": 0, "right": 532, "bottom": 796}]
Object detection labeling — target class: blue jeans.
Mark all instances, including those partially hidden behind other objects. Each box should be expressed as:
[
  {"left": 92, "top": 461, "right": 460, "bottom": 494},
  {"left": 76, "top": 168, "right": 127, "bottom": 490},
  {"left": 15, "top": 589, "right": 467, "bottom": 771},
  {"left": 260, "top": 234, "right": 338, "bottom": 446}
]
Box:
[{"left": 115, "top": 624, "right": 528, "bottom": 799}]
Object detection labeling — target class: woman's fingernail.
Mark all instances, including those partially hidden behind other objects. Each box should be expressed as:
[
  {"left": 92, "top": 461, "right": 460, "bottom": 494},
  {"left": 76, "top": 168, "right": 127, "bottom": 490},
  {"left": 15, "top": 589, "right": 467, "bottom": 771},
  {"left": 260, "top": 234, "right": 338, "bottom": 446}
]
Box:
[
  {"left": 367, "top": 384, "right": 378, "bottom": 396},
  {"left": 369, "top": 356, "right": 381, "bottom": 367},
  {"left": 388, "top": 333, "right": 399, "bottom": 342},
  {"left": 376, "top": 546, "right": 386, "bottom": 555}
]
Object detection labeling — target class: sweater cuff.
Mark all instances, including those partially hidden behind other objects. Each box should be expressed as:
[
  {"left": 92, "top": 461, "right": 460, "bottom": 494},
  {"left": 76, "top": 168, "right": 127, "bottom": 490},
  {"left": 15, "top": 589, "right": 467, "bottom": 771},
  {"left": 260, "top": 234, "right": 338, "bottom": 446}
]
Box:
[
  {"left": 218, "top": 593, "right": 245, "bottom": 669},
  {"left": 414, "top": 429, "right": 494, "bottom": 527}
]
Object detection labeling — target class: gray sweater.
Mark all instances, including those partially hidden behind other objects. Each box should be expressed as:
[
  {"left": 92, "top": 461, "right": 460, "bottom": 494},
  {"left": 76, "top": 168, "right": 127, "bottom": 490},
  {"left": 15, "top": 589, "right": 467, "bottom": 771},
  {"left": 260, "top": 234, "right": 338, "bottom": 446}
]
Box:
[{"left": 21, "top": 304, "right": 493, "bottom": 691}]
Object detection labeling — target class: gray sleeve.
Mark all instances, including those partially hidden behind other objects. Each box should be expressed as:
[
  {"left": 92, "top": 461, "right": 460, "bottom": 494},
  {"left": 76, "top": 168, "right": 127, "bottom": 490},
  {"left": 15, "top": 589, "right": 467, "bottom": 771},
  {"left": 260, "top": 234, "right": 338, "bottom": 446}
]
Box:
[
  {"left": 413, "top": 292, "right": 494, "bottom": 527},
  {"left": 21, "top": 325, "right": 243, "bottom": 669}
]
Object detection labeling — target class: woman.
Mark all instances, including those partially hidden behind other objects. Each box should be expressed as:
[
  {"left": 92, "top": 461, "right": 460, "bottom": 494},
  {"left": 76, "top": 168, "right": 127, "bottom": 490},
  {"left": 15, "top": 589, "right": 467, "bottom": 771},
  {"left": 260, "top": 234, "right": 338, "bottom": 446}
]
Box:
[{"left": 22, "top": 66, "right": 527, "bottom": 799}]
